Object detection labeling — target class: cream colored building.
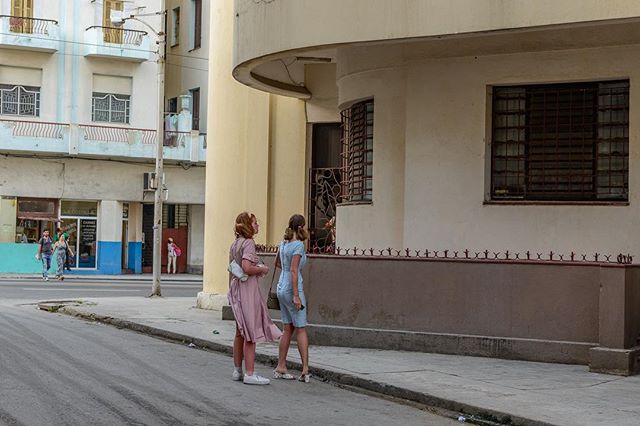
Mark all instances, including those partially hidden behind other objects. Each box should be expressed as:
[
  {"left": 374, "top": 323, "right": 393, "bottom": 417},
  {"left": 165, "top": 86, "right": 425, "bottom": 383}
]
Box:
[{"left": 200, "top": 0, "right": 640, "bottom": 305}]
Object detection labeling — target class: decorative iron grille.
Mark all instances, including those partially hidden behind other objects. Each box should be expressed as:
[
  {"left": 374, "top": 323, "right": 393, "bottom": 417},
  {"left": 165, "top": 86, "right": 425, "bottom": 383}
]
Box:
[
  {"left": 309, "top": 167, "right": 341, "bottom": 251},
  {"left": 491, "top": 80, "right": 629, "bottom": 201},
  {"left": 0, "top": 85, "right": 40, "bottom": 117},
  {"left": 341, "top": 99, "right": 374, "bottom": 203},
  {"left": 1, "top": 15, "right": 57, "bottom": 35},
  {"left": 80, "top": 124, "right": 155, "bottom": 144},
  {"left": 92, "top": 92, "right": 130, "bottom": 124},
  {"left": 86, "top": 26, "right": 147, "bottom": 46},
  {"left": 0, "top": 119, "right": 66, "bottom": 139}
]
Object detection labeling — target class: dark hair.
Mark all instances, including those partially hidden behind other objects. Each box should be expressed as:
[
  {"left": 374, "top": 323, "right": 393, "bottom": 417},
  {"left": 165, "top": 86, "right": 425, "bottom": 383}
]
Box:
[
  {"left": 283, "top": 214, "right": 308, "bottom": 242},
  {"left": 235, "top": 212, "right": 256, "bottom": 239}
]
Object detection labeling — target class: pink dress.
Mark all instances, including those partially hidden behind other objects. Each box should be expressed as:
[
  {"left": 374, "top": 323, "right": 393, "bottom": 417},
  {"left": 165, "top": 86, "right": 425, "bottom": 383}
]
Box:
[{"left": 227, "top": 238, "right": 282, "bottom": 343}]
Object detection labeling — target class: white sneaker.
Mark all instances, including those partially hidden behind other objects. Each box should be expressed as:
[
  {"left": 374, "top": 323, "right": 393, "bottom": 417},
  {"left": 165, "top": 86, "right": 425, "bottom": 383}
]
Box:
[
  {"left": 44, "top": 277, "right": 49, "bottom": 281},
  {"left": 231, "top": 369, "right": 243, "bottom": 381},
  {"left": 243, "top": 374, "right": 270, "bottom": 385}
]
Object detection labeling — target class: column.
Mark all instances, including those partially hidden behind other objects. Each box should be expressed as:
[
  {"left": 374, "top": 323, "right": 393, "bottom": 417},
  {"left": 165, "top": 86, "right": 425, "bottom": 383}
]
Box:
[
  {"left": 127, "top": 202, "right": 143, "bottom": 274},
  {"left": 97, "top": 200, "right": 122, "bottom": 274},
  {"left": 198, "top": 0, "right": 306, "bottom": 311}
]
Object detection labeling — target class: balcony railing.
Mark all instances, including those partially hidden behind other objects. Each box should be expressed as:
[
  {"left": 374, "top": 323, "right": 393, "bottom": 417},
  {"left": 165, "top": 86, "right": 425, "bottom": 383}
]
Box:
[
  {"left": 80, "top": 124, "right": 156, "bottom": 144},
  {"left": 164, "top": 131, "right": 189, "bottom": 147},
  {"left": 0, "top": 15, "right": 58, "bottom": 35},
  {"left": 0, "top": 119, "right": 67, "bottom": 139},
  {"left": 86, "top": 26, "right": 147, "bottom": 46}
]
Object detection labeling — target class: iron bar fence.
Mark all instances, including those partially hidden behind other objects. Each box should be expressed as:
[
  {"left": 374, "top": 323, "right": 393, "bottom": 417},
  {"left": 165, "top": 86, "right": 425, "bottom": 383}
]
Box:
[
  {"left": 86, "top": 26, "right": 147, "bottom": 46},
  {"left": 163, "top": 131, "right": 189, "bottom": 147},
  {"left": 0, "top": 119, "right": 66, "bottom": 139},
  {"left": 80, "top": 124, "right": 156, "bottom": 144},
  {"left": 1, "top": 15, "right": 57, "bottom": 35},
  {"left": 256, "top": 244, "right": 633, "bottom": 265}
]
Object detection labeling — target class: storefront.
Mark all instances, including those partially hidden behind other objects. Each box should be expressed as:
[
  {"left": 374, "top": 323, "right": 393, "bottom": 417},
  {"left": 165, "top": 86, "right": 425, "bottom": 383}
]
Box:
[
  {"left": 60, "top": 201, "right": 98, "bottom": 270},
  {"left": 15, "top": 198, "right": 58, "bottom": 243}
]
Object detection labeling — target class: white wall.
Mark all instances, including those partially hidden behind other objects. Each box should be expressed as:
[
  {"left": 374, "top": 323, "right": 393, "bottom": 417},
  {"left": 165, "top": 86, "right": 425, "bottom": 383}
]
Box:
[
  {"left": 0, "top": 157, "right": 205, "bottom": 204},
  {"left": 165, "top": 0, "right": 209, "bottom": 132}
]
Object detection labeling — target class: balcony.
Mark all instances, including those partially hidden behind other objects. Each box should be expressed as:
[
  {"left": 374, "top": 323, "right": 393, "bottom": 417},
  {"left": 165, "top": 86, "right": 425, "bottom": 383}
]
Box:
[
  {"left": 84, "top": 26, "right": 151, "bottom": 62},
  {"left": 0, "top": 15, "right": 59, "bottom": 52},
  {"left": 0, "top": 120, "right": 205, "bottom": 163}
]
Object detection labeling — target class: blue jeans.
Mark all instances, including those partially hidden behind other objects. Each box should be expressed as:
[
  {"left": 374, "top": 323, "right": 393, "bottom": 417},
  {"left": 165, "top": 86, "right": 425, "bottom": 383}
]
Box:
[{"left": 41, "top": 253, "right": 52, "bottom": 278}]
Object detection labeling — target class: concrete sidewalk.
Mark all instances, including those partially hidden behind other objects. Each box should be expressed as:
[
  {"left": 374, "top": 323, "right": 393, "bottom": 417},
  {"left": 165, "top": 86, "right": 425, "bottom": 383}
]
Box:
[
  {"left": 0, "top": 273, "right": 202, "bottom": 282},
  {"left": 44, "top": 297, "right": 639, "bottom": 426}
]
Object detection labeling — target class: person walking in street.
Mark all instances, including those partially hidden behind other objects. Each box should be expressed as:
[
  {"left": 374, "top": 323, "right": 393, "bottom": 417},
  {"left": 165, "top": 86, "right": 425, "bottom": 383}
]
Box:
[
  {"left": 53, "top": 234, "right": 73, "bottom": 281},
  {"left": 36, "top": 230, "right": 53, "bottom": 281},
  {"left": 228, "top": 212, "right": 282, "bottom": 385},
  {"left": 274, "top": 214, "right": 311, "bottom": 383},
  {"left": 167, "top": 237, "right": 178, "bottom": 274}
]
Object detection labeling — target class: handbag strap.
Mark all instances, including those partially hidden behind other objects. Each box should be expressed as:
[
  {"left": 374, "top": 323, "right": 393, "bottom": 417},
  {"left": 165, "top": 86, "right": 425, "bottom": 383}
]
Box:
[
  {"left": 268, "top": 243, "right": 282, "bottom": 292},
  {"left": 231, "top": 238, "right": 246, "bottom": 265}
]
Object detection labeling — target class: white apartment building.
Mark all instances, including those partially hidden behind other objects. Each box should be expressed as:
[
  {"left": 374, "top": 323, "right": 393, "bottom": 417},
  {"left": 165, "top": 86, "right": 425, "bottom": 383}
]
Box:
[{"left": 0, "top": 0, "right": 206, "bottom": 274}]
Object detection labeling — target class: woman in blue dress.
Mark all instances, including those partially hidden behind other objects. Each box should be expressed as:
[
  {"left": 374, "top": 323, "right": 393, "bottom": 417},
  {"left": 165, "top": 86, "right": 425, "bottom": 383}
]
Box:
[{"left": 273, "top": 214, "right": 311, "bottom": 383}]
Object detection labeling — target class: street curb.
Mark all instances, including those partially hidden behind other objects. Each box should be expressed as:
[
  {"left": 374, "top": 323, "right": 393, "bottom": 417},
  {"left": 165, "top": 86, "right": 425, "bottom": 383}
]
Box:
[{"left": 58, "top": 305, "right": 556, "bottom": 426}]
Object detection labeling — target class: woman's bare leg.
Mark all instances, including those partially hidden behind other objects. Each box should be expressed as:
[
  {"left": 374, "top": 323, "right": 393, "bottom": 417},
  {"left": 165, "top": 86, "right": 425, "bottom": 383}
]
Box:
[
  {"left": 296, "top": 327, "right": 309, "bottom": 374},
  {"left": 276, "top": 324, "right": 295, "bottom": 372}
]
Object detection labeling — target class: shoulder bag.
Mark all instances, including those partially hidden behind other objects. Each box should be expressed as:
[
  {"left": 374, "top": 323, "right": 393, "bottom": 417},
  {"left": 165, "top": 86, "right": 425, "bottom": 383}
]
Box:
[
  {"left": 227, "top": 238, "right": 248, "bottom": 282},
  {"left": 266, "top": 245, "right": 281, "bottom": 310}
]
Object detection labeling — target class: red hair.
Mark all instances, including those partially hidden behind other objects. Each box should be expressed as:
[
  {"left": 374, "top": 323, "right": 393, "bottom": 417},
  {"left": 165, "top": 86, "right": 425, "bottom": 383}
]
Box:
[{"left": 234, "top": 212, "right": 256, "bottom": 239}]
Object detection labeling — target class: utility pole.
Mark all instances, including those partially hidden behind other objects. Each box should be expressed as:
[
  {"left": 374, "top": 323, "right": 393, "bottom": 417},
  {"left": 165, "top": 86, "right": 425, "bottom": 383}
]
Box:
[
  {"left": 151, "top": 3, "right": 166, "bottom": 297},
  {"left": 112, "top": 4, "right": 165, "bottom": 296}
]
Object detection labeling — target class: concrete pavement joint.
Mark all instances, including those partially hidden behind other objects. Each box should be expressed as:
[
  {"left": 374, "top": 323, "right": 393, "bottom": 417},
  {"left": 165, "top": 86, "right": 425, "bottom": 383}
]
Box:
[{"left": 54, "top": 305, "right": 558, "bottom": 426}]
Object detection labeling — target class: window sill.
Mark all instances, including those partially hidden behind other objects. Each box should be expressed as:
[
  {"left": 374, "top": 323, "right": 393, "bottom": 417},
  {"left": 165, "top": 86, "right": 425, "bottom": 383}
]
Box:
[
  {"left": 484, "top": 200, "right": 629, "bottom": 206},
  {"left": 337, "top": 201, "right": 373, "bottom": 207}
]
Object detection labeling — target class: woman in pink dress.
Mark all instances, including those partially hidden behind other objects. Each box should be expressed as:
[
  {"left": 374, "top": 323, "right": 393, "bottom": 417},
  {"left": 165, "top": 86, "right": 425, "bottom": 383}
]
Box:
[{"left": 228, "top": 212, "right": 282, "bottom": 385}]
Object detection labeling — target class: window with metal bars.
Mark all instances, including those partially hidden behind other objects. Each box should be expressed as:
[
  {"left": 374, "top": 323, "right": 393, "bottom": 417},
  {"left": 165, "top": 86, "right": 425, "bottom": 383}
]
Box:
[
  {"left": 92, "top": 92, "right": 130, "bottom": 124},
  {"left": 0, "top": 84, "right": 40, "bottom": 116},
  {"left": 340, "top": 99, "right": 374, "bottom": 203},
  {"left": 491, "top": 80, "right": 629, "bottom": 202}
]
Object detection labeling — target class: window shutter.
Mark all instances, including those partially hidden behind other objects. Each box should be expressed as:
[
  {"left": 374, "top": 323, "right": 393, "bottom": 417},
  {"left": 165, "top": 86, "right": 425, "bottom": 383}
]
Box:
[{"left": 194, "top": 0, "right": 202, "bottom": 49}]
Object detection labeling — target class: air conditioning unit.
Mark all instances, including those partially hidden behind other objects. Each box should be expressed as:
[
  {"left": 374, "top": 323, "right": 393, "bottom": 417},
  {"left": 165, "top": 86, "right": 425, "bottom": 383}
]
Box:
[{"left": 143, "top": 172, "right": 158, "bottom": 191}]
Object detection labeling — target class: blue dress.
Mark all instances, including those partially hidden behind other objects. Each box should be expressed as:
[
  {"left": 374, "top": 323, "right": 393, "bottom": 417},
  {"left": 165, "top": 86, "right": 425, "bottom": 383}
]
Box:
[{"left": 276, "top": 240, "right": 307, "bottom": 327}]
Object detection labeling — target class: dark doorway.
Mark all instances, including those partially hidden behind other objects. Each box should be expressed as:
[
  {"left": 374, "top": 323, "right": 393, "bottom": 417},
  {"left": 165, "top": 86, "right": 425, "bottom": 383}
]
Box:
[
  {"left": 308, "top": 123, "right": 342, "bottom": 251},
  {"left": 142, "top": 204, "right": 154, "bottom": 271}
]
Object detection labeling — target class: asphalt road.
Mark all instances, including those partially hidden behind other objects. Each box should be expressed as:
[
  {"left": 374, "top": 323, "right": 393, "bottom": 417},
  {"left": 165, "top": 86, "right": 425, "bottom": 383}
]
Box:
[
  {"left": 0, "top": 278, "right": 202, "bottom": 299},
  {"left": 0, "top": 302, "right": 455, "bottom": 426}
]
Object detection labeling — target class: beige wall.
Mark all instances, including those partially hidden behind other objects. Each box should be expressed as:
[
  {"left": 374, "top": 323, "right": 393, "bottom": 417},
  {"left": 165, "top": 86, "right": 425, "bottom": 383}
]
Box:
[
  {"left": 335, "top": 67, "right": 406, "bottom": 249},
  {"left": 0, "top": 197, "right": 16, "bottom": 243},
  {"left": 233, "top": 0, "right": 640, "bottom": 67},
  {"left": 202, "top": 0, "right": 306, "bottom": 299},
  {"left": 395, "top": 44, "right": 640, "bottom": 255}
]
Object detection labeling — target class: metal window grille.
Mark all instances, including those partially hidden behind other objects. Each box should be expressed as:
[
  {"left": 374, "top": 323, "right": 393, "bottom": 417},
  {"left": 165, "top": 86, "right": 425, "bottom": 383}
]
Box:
[
  {"left": 341, "top": 99, "right": 374, "bottom": 203},
  {"left": 0, "top": 85, "right": 40, "bottom": 117},
  {"left": 491, "top": 80, "right": 629, "bottom": 201},
  {"left": 92, "top": 92, "right": 131, "bottom": 124}
]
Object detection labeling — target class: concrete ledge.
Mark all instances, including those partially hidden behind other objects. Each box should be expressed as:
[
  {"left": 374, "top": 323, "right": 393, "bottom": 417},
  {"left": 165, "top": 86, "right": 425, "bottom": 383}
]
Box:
[
  {"left": 195, "top": 291, "right": 227, "bottom": 311},
  {"left": 589, "top": 346, "right": 640, "bottom": 376},
  {"left": 306, "top": 324, "right": 595, "bottom": 365}
]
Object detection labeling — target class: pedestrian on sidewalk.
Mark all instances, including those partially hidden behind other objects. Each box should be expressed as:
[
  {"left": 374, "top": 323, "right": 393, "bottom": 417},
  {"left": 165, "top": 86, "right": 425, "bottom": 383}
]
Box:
[
  {"left": 53, "top": 234, "right": 73, "bottom": 281},
  {"left": 228, "top": 212, "right": 282, "bottom": 385},
  {"left": 167, "top": 237, "right": 178, "bottom": 274},
  {"left": 36, "top": 230, "right": 53, "bottom": 281},
  {"left": 54, "top": 227, "right": 72, "bottom": 271},
  {"left": 274, "top": 214, "right": 311, "bottom": 383}
]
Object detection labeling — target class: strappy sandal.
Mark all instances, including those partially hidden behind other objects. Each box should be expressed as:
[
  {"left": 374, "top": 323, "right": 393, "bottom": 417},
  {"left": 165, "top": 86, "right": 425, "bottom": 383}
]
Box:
[
  {"left": 298, "top": 373, "right": 311, "bottom": 383},
  {"left": 273, "top": 370, "right": 295, "bottom": 380}
]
